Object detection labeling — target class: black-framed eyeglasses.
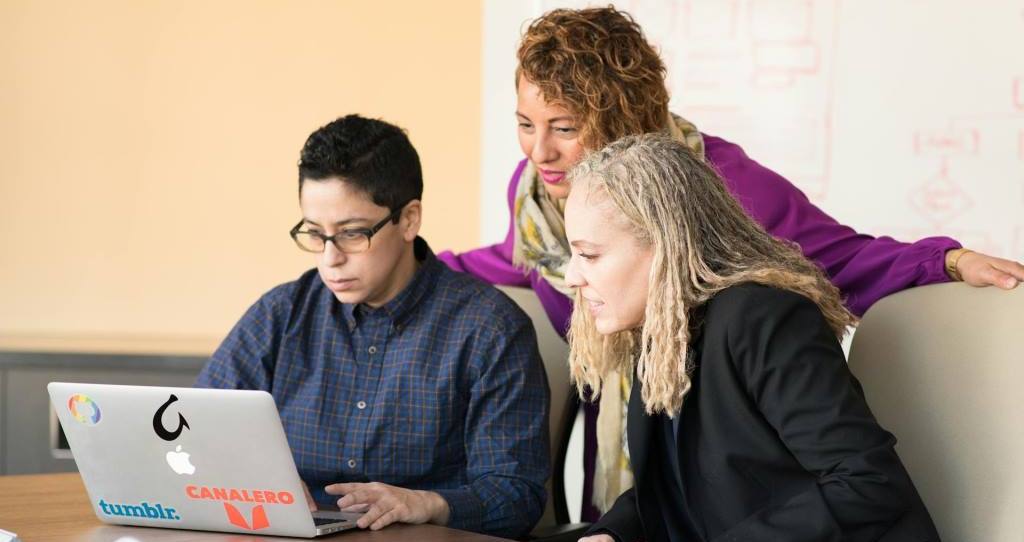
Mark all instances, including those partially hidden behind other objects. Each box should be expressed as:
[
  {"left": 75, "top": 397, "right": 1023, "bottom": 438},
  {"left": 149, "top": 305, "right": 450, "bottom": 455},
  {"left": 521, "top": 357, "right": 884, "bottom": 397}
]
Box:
[{"left": 290, "top": 203, "right": 407, "bottom": 254}]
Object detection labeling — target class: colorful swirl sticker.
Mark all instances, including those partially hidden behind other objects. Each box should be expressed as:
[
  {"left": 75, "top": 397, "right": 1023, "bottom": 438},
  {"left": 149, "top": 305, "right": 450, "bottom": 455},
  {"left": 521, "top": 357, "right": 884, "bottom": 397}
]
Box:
[{"left": 68, "top": 394, "right": 102, "bottom": 425}]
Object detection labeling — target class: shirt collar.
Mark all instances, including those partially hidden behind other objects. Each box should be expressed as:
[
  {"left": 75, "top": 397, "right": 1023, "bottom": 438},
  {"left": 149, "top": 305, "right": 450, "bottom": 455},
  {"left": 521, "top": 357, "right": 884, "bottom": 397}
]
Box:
[{"left": 340, "top": 237, "right": 440, "bottom": 331}]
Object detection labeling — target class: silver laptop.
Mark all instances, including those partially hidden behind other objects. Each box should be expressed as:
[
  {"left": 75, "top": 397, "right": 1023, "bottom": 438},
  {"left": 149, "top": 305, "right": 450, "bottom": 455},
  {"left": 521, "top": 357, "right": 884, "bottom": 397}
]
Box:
[{"left": 48, "top": 382, "right": 361, "bottom": 537}]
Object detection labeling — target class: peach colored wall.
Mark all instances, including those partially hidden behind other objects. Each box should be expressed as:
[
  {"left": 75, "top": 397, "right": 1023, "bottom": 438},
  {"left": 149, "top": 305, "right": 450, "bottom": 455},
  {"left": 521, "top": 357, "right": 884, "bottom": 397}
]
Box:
[{"left": 0, "top": 1, "right": 481, "bottom": 353}]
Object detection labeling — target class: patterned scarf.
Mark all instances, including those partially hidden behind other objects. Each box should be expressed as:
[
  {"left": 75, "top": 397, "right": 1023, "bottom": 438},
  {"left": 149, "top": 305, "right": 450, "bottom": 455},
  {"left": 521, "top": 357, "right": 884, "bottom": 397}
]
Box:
[
  {"left": 511, "top": 160, "right": 574, "bottom": 295},
  {"left": 511, "top": 113, "right": 706, "bottom": 512}
]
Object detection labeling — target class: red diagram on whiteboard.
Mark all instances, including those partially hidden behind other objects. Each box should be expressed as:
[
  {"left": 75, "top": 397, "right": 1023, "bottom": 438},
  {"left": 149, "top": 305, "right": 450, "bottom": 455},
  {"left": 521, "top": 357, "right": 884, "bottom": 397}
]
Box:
[
  {"left": 749, "top": 0, "right": 821, "bottom": 88},
  {"left": 657, "top": 0, "right": 839, "bottom": 200},
  {"left": 1014, "top": 77, "right": 1024, "bottom": 111},
  {"left": 913, "top": 128, "right": 980, "bottom": 156},
  {"left": 682, "top": 0, "right": 737, "bottom": 39},
  {"left": 909, "top": 159, "right": 974, "bottom": 227},
  {"left": 907, "top": 121, "right": 987, "bottom": 228}
]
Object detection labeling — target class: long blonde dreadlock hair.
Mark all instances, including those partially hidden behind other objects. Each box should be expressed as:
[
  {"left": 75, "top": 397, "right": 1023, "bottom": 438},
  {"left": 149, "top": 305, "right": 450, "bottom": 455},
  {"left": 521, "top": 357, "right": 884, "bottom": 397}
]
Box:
[{"left": 567, "top": 134, "right": 857, "bottom": 416}]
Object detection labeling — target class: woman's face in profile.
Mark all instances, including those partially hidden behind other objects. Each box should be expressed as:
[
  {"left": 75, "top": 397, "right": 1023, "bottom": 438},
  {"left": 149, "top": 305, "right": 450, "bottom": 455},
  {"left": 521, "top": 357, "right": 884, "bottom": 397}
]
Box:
[
  {"left": 563, "top": 177, "right": 653, "bottom": 334},
  {"left": 515, "top": 77, "right": 586, "bottom": 200}
]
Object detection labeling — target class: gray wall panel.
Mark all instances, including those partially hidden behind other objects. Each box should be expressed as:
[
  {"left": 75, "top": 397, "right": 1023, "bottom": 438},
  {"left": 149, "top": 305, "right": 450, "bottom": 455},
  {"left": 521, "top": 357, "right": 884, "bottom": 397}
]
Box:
[{"left": 1, "top": 353, "right": 204, "bottom": 475}]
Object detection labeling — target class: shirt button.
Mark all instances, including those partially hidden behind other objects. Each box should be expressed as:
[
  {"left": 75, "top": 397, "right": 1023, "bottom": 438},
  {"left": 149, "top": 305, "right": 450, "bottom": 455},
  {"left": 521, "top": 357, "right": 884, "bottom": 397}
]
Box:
[
  {"left": 356, "top": 400, "right": 367, "bottom": 410},
  {"left": 348, "top": 459, "right": 357, "bottom": 469},
  {"left": 368, "top": 346, "right": 377, "bottom": 355}
]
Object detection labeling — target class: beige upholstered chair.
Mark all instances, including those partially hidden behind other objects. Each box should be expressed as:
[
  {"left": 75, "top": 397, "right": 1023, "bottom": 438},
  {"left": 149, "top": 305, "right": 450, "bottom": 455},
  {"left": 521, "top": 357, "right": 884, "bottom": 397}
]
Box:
[
  {"left": 498, "top": 286, "right": 589, "bottom": 541},
  {"left": 847, "top": 282, "right": 1024, "bottom": 541}
]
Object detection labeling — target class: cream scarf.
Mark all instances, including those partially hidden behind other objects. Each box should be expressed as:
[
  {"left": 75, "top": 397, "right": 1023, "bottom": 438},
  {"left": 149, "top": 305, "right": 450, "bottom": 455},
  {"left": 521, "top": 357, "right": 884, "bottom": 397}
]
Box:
[{"left": 511, "top": 113, "right": 706, "bottom": 513}]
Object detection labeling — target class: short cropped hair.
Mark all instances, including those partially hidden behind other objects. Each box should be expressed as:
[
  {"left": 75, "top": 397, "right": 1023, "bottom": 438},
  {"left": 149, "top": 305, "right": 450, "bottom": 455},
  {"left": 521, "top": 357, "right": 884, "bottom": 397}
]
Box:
[{"left": 298, "top": 114, "right": 423, "bottom": 211}]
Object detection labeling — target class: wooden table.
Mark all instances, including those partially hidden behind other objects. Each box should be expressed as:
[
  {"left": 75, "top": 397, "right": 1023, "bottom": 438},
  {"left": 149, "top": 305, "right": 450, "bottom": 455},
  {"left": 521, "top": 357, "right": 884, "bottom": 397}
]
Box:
[{"left": 0, "top": 473, "right": 511, "bottom": 542}]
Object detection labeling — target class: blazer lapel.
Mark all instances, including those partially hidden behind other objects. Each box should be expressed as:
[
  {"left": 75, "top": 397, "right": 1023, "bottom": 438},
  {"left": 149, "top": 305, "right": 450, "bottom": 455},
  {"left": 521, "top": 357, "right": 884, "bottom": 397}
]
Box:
[{"left": 627, "top": 373, "right": 653, "bottom": 482}]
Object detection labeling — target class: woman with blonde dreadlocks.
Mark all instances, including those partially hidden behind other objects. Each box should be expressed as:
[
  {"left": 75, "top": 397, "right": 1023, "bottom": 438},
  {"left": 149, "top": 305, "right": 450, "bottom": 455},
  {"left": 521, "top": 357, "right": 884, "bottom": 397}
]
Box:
[
  {"left": 438, "top": 5, "right": 1024, "bottom": 522},
  {"left": 565, "top": 133, "right": 940, "bottom": 542}
]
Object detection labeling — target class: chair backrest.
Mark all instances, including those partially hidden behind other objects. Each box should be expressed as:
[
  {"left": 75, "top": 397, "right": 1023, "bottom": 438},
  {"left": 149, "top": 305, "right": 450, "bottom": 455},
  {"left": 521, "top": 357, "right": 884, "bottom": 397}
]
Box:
[
  {"left": 499, "top": 286, "right": 577, "bottom": 527},
  {"left": 847, "top": 283, "right": 1024, "bottom": 541}
]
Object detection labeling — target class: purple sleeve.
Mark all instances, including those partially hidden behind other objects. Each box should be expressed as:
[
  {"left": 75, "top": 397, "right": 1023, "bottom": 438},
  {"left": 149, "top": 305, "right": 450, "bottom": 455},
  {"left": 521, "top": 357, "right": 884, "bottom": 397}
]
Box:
[
  {"left": 438, "top": 159, "right": 575, "bottom": 338},
  {"left": 704, "top": 134, "right": 961, "bottom": 317},
  {"left": 437, "top": 160, "right": 531, "bottom": 288}
]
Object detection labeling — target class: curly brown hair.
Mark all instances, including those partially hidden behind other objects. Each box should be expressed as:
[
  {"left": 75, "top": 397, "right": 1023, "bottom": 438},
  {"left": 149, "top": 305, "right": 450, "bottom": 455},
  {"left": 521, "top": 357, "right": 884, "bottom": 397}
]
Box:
[{"left": 517, "top": 6, "right": 670, "bottom": 150}]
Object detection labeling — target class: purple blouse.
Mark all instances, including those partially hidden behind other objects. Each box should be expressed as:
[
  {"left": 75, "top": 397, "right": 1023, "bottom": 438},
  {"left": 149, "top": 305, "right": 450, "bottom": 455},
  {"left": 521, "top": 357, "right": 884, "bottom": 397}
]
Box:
[{"left": 439, "top": 133, "right": 960, "bottom": 335}]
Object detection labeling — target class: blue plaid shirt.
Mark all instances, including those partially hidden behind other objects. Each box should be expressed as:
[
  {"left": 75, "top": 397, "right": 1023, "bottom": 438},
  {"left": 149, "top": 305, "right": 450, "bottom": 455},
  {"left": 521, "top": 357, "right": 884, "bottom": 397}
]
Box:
[{"left": 196, "top": 238, "right": 550, "bottom": 538}]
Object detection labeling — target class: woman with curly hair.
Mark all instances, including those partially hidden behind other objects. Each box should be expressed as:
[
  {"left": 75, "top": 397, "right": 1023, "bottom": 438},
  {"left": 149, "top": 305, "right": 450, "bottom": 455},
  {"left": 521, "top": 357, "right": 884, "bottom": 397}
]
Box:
[
  {"left": 439, "top": 5, "right": 1024, "bottom": 521},
  {"left": 565, "top": 133, "right": 939, "bottom": 542}
]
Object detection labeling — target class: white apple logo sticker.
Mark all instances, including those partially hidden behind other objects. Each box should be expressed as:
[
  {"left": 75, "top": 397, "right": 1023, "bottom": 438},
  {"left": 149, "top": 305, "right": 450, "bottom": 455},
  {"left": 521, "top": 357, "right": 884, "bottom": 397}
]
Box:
[{"left": 166, "top": 445, "right": 196, "bottom": 475}]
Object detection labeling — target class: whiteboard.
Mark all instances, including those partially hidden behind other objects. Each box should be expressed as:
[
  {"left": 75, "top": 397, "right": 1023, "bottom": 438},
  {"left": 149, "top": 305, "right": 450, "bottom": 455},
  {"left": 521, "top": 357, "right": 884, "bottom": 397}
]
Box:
[{"left": 481, "top": 0, "right": 1024, "bottom": 262}]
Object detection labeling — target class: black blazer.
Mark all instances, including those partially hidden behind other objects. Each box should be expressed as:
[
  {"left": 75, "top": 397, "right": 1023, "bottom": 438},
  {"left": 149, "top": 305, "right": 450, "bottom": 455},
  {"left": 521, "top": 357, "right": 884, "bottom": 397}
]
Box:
[{"left": 589, "top": 284, "right": 940, "bottom": 542}]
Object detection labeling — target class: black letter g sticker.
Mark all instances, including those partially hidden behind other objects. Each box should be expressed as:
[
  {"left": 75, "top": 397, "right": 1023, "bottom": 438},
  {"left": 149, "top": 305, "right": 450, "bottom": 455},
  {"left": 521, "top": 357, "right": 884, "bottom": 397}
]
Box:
[{"left": 153, "top": 394, "right": 190, "bottom": 441}]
